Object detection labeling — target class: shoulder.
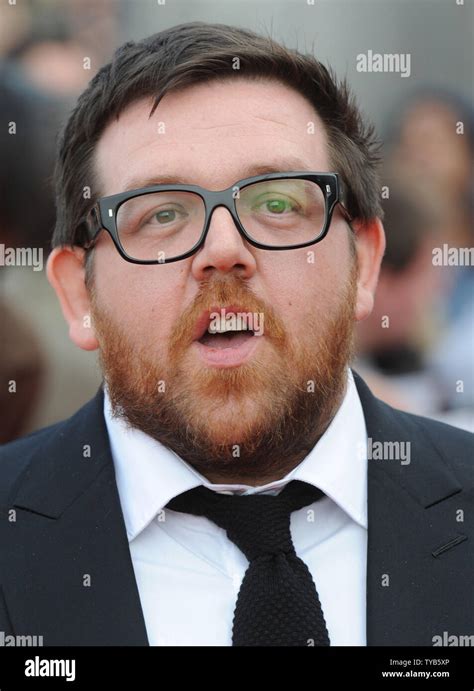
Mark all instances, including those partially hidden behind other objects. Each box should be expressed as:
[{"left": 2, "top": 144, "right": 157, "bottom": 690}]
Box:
[
  {"left": 0, "top": 420, "right": 67, "bottom": 505},
  {"left": 380, "top": 402, "right": 474, "bottom": 489},
  {"left": 382, "top": 402, "right": 472, "bottom": 469},
  {"left": 353, "top": 369, "right": 473, "bottom": 482},
  {"left": 387, "top": 399, "right": 473, "bottom": 441},
  {"left": 0, "top": 389, "right": 105, "bottom": 506}
]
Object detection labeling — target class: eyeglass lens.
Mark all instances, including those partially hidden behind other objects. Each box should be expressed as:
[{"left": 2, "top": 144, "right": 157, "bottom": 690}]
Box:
[{"left": 115, "top": 178, "right": 327, "bottom": 261}]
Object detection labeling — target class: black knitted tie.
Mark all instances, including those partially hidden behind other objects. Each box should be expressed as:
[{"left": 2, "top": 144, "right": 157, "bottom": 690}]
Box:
[{"left": 166, "top": 480, "right": 330, "bottom": 646}]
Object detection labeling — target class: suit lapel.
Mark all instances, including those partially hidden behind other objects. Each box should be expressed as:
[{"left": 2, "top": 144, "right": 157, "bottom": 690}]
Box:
[
  {"left": 4, "top": 373, "right": 468, "bottom": 646},
  {"left": 3, "top": 388, "right": 149, "bottom": 646},
  {"left": 353, "top": 372, "right": 466, "bottom": 645}
]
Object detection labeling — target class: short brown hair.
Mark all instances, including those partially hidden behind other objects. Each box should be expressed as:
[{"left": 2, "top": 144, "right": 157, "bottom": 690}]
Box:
[{"left": 53, "top": 21, "right": 383, "bottom": 249}]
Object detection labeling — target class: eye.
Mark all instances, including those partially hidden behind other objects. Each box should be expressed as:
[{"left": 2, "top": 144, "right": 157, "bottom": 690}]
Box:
[
  {"left": 141, "top": 205, "right": 189, "bottom": 228},
  {"left": 153, "top": 208, "right": 180, "bottom": 224},
  {"left": 263, "top": 198, "right": 293, "bottom": 214},
  {"left": 254, "top": 195, "right": 300, "bottom": 216}
]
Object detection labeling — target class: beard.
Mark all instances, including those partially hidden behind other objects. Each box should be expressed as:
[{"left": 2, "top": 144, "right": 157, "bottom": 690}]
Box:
[{"left": 90, "top": 264, "right": 357, "bottom": 484}]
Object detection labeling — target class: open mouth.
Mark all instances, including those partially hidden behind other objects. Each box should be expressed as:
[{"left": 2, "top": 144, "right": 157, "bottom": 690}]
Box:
[
  {"left": 192, "top": 305, "right": 262, "bottom": 366},
  {"left": 198, "top": 327, "right": 255, "bottom": 349}
]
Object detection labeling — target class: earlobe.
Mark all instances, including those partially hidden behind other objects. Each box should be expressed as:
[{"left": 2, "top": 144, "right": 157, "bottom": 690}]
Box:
[
  {"left": 46, "top": 247, "right": 99, "bottom": 351},
  {"left": 355, "top": 286, "right": 375, "bottom": 322},
  {"left": 352, "top": 218, "right": 386, "bottom": 322}
]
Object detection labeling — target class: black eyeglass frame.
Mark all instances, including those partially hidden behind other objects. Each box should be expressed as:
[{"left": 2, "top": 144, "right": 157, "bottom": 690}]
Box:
[{"left": 80, "top": 171, "right": 353, "bottom": 265}]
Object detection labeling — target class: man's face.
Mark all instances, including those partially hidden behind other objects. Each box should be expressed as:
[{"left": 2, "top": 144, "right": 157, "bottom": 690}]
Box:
[{"left": 86, "top": 78, "right": 359, "bottom": 482}]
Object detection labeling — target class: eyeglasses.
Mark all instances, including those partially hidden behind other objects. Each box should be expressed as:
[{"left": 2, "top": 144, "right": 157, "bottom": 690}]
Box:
[{"left": 80, "top": 172, "right": 352, "bottom": 264}]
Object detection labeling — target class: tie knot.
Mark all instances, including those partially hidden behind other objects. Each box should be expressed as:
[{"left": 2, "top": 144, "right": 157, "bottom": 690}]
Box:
[{"left": 166, "top": 480, "right": 324, "bottom": 561}]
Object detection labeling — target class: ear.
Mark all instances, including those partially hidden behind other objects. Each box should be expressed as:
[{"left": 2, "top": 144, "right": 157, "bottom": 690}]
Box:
[
  {"left": 46, "top": 247, "right": 99, "bottom": 351},
  {"left": 352, "top": 218, "right": 386, "bottom": 322}
]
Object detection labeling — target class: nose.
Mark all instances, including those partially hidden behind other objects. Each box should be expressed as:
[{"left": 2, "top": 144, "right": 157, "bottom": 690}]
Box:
[{"left": 190, "top": 205, "right": 257, "bottom": 281}]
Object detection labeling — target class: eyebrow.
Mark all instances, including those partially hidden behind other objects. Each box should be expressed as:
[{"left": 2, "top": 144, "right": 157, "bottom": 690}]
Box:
[{"left": 120, "top": 158, "right": 316, "bottom": 192}]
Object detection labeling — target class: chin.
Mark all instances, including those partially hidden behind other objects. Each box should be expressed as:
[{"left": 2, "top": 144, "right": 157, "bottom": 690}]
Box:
[{"left": 195, "top": 411, "right": 262, "bottom": 448}]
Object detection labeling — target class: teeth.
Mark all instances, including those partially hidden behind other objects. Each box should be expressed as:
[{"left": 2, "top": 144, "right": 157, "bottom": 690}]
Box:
[{"left": 207, "top": 316, "right": 251, "bottom": 334}]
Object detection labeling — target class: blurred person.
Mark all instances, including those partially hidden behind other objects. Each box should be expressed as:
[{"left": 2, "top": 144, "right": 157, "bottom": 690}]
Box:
[
  {"left": 355, "top": 178, "right": 448, "bottom": 414},
  {"left": 0, "top": 61, "right": 58, "bottom": 251},
  {"left": 6, "top": 31, "right": 94, "bottom": 96},
  {"left": 384, "top": 91, "right": 473, "bottom": 309},
  {"left": 0, "top": 61, "right": 54, "bottom": 442},
  {"left": 383, "top": 92, "right": 474, "bottom": 420},
  {"left": 428, "top": 250, "right": 474, "bottom": 421},
  {"left": 0, "top": 60, "right": 101, "bottom": 440},
  {"left": 385, "top": 89, "right": 473, "bottom": 256},
  {"left": 3, "top": 0, "right": 121, "bottom": 97},
  {"left": 385, "top": 90, "right": 474, "bottom": 317},
  {"left": 429, "top": 299, "right": 474, "bottom": 429},
  {"left": 0, "top": 301, "right": 43, "bottom": 444},
  {"left": 0, "top": 23, "right": 472, "bottom": 648}
]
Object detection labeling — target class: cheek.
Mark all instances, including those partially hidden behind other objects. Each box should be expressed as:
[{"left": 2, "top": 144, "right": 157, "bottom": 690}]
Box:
[
  {"left": 258, "top": 242, "right": 348, "bottom": 334},
  {"left": 283, "top": 229, "right": 350, "bottom": 291},
  {"left": 93, "top": 252, "right": 184, "bottom": 347}
]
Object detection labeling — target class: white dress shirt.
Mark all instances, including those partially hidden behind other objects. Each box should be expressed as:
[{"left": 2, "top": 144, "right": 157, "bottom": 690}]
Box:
[{"left": 104, "top": 369, "right": 368, "bottom": 646}]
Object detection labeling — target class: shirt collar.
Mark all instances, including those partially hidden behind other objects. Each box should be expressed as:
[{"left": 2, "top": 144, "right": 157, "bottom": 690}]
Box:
[{"left": 104, "top": 369, "right": 367, "bottom": 541}]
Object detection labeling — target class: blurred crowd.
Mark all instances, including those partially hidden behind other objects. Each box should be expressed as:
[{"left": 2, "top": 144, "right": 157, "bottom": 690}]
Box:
[
  {"left": 355, "top": 91, "right": 474, "bottom": 431},
  {"left": 0, "top": 0, "right": 119, "bottom": 442},
  {"left": 1, "top": 1, "right": 473, "bottom": 443}
]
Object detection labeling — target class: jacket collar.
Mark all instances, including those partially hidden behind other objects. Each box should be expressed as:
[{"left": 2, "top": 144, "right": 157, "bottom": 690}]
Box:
[
  {"left": 7, "top": 386, "right": 149, "bottom": 645},
  {"left": 353, "top": 371, "right": 462, "bottom": 509},
  {"left": 8, "top": 373, "right": 465, "bottom": 646},
  {"left": 16, "top": 374, "right": 461, "bottom": 519},
  {"left": 353, "top": 372, "right": 465, "bottom": 645}
]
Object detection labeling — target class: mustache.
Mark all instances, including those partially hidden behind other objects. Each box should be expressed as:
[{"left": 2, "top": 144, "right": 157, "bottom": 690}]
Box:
[{"left": 168, "top": 275, "right": 288, "bottom": 353}]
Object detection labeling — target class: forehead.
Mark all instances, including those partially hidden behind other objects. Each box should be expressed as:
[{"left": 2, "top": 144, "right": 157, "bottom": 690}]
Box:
[{"left": 94, "top": 78, "right": 331, "bottom": 196}]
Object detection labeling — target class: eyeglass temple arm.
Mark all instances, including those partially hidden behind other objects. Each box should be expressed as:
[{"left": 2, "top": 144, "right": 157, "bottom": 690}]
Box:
[
  {"left": 337, "top": 178, "right": 354, "bottom": 224},
  {"left": 76, "top": 204, "right": 102, "bottom": 249}
]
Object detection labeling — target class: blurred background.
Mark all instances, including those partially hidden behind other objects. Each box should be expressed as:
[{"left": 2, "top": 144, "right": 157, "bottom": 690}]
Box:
[{"left": 1, "top": 0, "right": 473, "bottom": 442}]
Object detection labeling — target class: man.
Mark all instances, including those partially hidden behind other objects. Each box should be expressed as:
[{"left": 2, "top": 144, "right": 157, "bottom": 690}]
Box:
[{"left": 0, "top": 22, "right": 472, "bottom": 647}]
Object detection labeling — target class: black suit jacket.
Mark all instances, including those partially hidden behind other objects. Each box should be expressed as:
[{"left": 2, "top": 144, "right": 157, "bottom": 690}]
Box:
[{"left": 0, "top": 372, "right": 472, "bottom": 646}]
